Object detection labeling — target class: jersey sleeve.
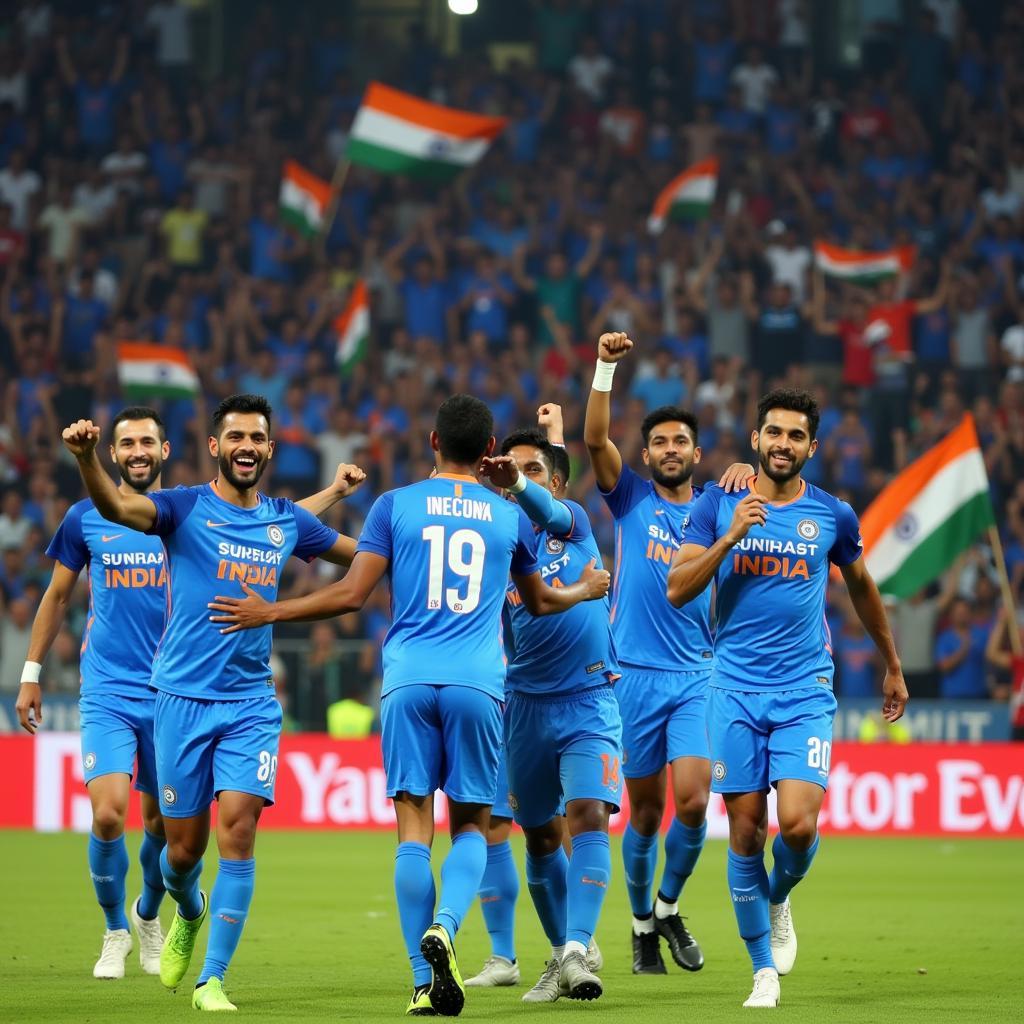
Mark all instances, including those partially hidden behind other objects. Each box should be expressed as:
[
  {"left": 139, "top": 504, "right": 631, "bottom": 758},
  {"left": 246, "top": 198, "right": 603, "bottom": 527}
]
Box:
[
  {"left": 828, "top": 498, "right": 864, "bottom": 566},
  {"left": 516, "top": 478, "right": 576, "bottom": 538},
  {"left": 291, "top": 503, "right": 340, "bottom": 561},
  {"left": 561, "top": 499, "right": 593, "bottom": 542},
  {"left": 598, "top": 463, "right": 648, "bottom": 520},
  {"left": 510, "top": 509, "right": 540, "bottom": 577},
  {"left": 45, "top": 503, "right": 88, "bottom": 572},
  {"left": 681, "top": 487, "right": 723, "bottom": 549},
  {"left": 146, "top": 486, "right": 201, "bottom": 537},
  {"left": 355, "top": 492, "right": 394, "bottom": 560}
]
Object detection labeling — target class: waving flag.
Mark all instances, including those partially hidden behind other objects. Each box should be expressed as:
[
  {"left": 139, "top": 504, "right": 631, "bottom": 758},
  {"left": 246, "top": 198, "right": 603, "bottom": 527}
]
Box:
[
  {"left": 279, "top": 160, "right": 332, "bottom": 238},
  {"left": 814, "top": 242, "right": 915, "bottom": 284},
  {"left": 118, "top": 343, "right": 199, "bottom": 400},
  {"left": 647, "top": 158, "right": 719, "bottom": 233},
  {"left": 334, "top": 280, "right": 369, "bottom": 375}
]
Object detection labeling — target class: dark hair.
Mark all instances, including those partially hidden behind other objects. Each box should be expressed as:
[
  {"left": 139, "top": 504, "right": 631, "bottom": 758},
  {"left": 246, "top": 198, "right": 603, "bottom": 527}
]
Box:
[
  {"left": 500, "top": 427, "right": 556, "bottom": 478},
  {"left": 756, "top": 387, "right": 820, "bottom": 439},
  {"left": 641, "top": 406, "right": 699, "bottom": 446},
  {"left": 435, "top": 394, "right": 493, "bottom": 464},
  {"left": 110, "top": 406, "right": 166, "bottom": 443},
  {"left": 212, "top": 393, "right": 273, "bottom": 435},
  {"left": 550, "top": 443, "right": 571, "bottom": 485}
]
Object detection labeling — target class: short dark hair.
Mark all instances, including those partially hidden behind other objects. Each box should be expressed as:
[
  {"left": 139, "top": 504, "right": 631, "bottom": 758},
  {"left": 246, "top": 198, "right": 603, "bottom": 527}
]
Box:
[
  {"left": 550, "top": 443, "right": 571, "bottom": 485},
  {"left": 212, "top": 394, "right": 273, "bottom": 435},
  {"left": 756, "top": 387, "right": 820, "bottom": 439},
  {"left": 435, "top": 394, "right": 493, "bottom": 464},
  {"left": 641, "top": 406, "right": 699, "bottom": 446},
  {"left": 501, "top": 427, "right": 556, "bottom": 477},
  {"left": 110, "top": 406, "right": 165, "bottom": 443}
]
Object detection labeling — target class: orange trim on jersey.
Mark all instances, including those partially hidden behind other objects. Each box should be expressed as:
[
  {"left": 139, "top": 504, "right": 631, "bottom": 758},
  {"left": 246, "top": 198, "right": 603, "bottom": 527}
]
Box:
[
  {"left": 434, "top": 473, "right": 478, "bottom": 483},
  {"left": 209, "top": 478, "right": 262, "bottom": 507},
  {"left": 751, "top": 476, "right": 807, "bottom": 507}
]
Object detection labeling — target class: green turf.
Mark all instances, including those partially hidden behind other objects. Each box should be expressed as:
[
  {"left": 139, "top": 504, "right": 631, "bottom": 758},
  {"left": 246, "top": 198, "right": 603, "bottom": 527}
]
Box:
[{"left": 0, "top": 831, "right": 1019, "bottom": 1022}]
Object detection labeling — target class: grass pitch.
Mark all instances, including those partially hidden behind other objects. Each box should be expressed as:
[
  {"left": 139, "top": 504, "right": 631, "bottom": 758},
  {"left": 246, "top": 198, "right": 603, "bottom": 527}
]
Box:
[{"left": 0, "top": 831, "right": 1019, "bottom": 1023}]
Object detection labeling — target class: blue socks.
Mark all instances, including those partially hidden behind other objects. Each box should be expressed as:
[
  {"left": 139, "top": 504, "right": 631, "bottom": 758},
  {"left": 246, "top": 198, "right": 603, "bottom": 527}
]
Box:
[
  {"left": 160, "top": 845, "right": 205, "bottom": 921},
  {"left": 198, "top": 858, "right": 255, "bottom": 985},
  {"left": 566, "top": 831, "right": 610, "bottom": 948},
  {"left": 768, "top": 832, "right": 819, "bottom": 906},
  {"left": 137, "top": 830, "right": 167, "bottom": 920},
  {"left": 89, "top": 834, "right": 130, "bottom": 931},
  {"left": 478, "top": 841, "right": 518, "bottom": 961},
  {"left": 395, "top": 842, "right": 435, "bottom": 987},
  {"left": 434, "top": 831, "right": 487, "bottom": 941},
  {"left": 622, "top": 823, "right": 658, "bottom": 917},
  {"left": 727, "top": 848, "right": 774, "bottom": 972},
  {"left": 660, "top": 818, "right": 707, "bottom": 902},
  {"left": 525, "top": 846, "right": 568, "bottom": 948}
]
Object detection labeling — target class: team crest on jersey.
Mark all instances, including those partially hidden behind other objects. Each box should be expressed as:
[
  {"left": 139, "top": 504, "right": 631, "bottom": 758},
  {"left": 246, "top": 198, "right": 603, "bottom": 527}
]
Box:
[
  {"left": 83, "top": 752, "right": 97, "bottom": 771},
  {"left": 545, "top": 537, "right": 565, "bottom": 554},
  {"left": 797, "top": 519, "right": 820, "bottom": 541},
  {"left": 162, "top": 785, "right": 178, "bottom": 807},
  {"left": 712, "top": 761, "right": 727, "bottom": 782},
  {"left": 267, "top": 524, "right": 285, "bottom": 547}
]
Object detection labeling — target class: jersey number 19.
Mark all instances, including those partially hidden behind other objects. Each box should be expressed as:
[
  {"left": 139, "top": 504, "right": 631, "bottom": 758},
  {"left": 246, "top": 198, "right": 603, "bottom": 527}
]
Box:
[{"left": 422, "top": 526, "right": 486, "bottom": 614}]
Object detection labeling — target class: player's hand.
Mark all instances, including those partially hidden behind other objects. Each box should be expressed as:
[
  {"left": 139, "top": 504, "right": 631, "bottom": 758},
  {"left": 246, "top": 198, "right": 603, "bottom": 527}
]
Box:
[
  {"left": 208, "top": 584, "right": 275, "bottom": 633},
  {"left": 719, "top": 462, "right": 755, "bottom": 493},
  {"left": 725, "top": 492, "right": 768, "bottom": 544},
  {"left": 479, "top": 455, "right": 521, "bottom": 491},
  {"left": 331, "top": 462, "right": 366, "bottom": 498},
  {"left": 881, "top": 667, "right": 909, "bottom": 722},
  {"left": 578, "top": 558, "right": 611, "bottom": 601},
  {"left": 61, "top": 419, "right": 101, "bottom": 459},
  {"left": 15, "top": 683, "right": 42, "bottom": 735},
  {"left": 597, "top": 331, "right": 633, "bottom": 363},
  {"left": 537, "top": 403, "right": 564, "bottom": 440}
]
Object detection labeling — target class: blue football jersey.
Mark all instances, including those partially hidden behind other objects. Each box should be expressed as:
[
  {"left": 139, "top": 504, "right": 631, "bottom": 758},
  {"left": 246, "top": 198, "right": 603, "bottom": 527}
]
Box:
[
  {"left": 356, "top": 473, "right": 539, "bottom": 699},
  {"left": 681, "top": 481, "right": 863, "bottom": 691},
  {"left": 601, "top": 465, "right": 713, "bottom": 672},
  {"left": 147, "top": 483, "right": 338, "bottom": 699},
  {"left": 46, "top": 500, "right": 167, "bottom": 698},
  {"left": 505, "top": 500, "right": 617, "bottom": 696}
]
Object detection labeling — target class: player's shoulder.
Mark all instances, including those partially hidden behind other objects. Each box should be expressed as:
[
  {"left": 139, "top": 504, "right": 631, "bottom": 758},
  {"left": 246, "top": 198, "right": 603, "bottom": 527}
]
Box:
[
  {"left": 804, "top": 482, "right": 858, "bottom": 524},
  {"left": 66, "top": 497, "right": 95, "bottom": 524},
  {"left": 691, "top": 481, "right": 733, "bottom": 510}
]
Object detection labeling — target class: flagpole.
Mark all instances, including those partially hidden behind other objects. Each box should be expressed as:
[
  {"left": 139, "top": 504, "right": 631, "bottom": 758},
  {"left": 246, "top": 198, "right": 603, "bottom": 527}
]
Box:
[
  {"left": 988, "top": 524, "right": 1022, "bottom": 656},
  {"left": 317, "top": 157, "right": 352, "bottom": 263}
]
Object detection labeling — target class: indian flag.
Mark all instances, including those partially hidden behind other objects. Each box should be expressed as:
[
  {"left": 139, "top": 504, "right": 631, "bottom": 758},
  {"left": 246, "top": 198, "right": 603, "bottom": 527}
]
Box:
[
  {"left": 118, "top": 343, "right": 199, "bottom": 400},
  {"left": 279, "top": 160, "right": 332, "bottom": 238},
  {"left": 647, "top": 157, "right": 718, "bottom": 233},
  {"left": 334, "top": 280, "right": 369, "bottom": 375},
  {"left": 860, "top": 414, "right": 994, "bottom": 598},
  {"left": 814, "top": 242, "right": 915, "bottom": 284},
  {"left": 347, "top": 82, "right": 507, "bottom": 182}
]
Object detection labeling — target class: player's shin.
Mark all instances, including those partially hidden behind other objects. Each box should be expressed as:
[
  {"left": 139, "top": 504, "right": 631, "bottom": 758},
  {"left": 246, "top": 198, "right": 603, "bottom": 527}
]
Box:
[
  {"left": 659, "top": 818, "right": 707, "bottom": 908},
  {"left": 768, "top": 832, "right": 819, "bottom": 905},
  {"left": 138, "top": 830, "right": 168, "bottom": 920},
  {"left": 565, "top": 831, "right": 610, "bottom": 957},
  {"left": 89, "top": 834, "right": 131, "bottom": 931},
  {"left": 395, "top": 841, "right": 436, "bottom": 986},
  {"left": 478, "top": 841, "right": 518, "bottom": 961},
  {"left": 621, "top": 823, "right": 658, "bottom": 926},
  {"left": 196, "top": 858, "right": 255, "bottom": 985},
  {"left": 525, "top": 846, "right": 569, "bottom": 952},
  {"left": 434, "top": 830, "right": 487, "bottom": 940},
  {"left": 727, "top": 849, "right": 775, "bottom": 972},
  {"left": 160, "top": 846, "right": 205, "bottom": 920}
]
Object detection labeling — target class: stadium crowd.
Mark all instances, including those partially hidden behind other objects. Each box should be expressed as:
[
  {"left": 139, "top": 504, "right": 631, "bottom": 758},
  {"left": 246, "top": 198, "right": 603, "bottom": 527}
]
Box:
[{"left": 0, "top": 0, "right": 1020, "bottom": 722}]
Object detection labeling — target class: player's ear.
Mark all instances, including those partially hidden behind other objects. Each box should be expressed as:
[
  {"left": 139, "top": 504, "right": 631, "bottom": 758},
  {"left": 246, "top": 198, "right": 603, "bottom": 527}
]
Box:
[
  {"left": 641, "top": 447, "right": 650, "bottom": 466},
  {"left": 750, "top": 430, "right": 759, "bottom": 452},
  {"left": 808, "top": 438, "right": 818, "bottom": 458},
  {"left": 161, "top": 440, "right": 170, "bottom": 459},
  {"left": 266, "top": 439, "right": 275, "bottom": 460},
  {"left": 429, "top": 430, "right": 440, "bottom": 453},
  {"left": 109, "top": 444, "right": 116, "bottom": 465},
  {"left": 484, "top": 435, "right": 496, "bottom": 456},
  {"left": 208, "top": 434, "right": 219, "bottom": 458},
  {"left": 692, "top": 445, "right": 702, "bottom": 464}
]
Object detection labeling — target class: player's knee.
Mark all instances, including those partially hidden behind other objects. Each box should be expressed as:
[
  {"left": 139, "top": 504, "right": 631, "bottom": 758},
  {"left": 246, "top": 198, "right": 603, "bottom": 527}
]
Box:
[
  {"left": 779, "top": 812, "right": 817, "bottom": 851},
  {"left": 142, "top": 807, "right": 165, "bottom": 837},
  {"left": 524, "top": 819, "right": 563, "bottom": 857},
  {"left": 675, "top": 790, "right": 709, "bottom": 825},
  {"left": 567, "top": 800, "right": 610, "bottom": 836},
  {"left": 92, "top": 802, "right": 126, "bottom": 838},
  {"left": 629, "top": 800, "right": 663, "bottom": 835},
  {"left": 166, "top": 837, "right": 203, "bottom": 872},
  {"left": 728, "top": 816, "right": 765, "bottom": 855},
  {"left": 218, "top": 814, "right": 258, "bottom": 858}
]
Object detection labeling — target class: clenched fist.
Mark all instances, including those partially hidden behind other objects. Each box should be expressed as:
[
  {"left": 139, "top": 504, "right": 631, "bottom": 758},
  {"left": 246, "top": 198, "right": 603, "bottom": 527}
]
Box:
[
  {"left": 579, "top": 559, "right": 612, "bottom": 601},
  {"left": 536, "top": 403, "right": 563, "bottom": 434},
  {"left": 725, "top": 492, "right": 768, "bottom": 545},
  {"left": 331, "top": 463, "right": 367, "bottom": 498},
  {"left": 598, "top": 332, "right": 634, "bottom": 363},
  {"left": 62, "top": 419, "right": 101, "bottom": 459}
]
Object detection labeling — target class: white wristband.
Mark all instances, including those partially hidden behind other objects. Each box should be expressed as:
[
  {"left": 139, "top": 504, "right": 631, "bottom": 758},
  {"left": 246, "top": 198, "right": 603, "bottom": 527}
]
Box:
[
  {"left": 592, "top": 360, "right": 617, "bottom": 392},
  {"left": 22, "top": 661, "right": 42, "bottom": 684},
  {"left": 508, "top": 473, "right": 528, "bottom": 494}
]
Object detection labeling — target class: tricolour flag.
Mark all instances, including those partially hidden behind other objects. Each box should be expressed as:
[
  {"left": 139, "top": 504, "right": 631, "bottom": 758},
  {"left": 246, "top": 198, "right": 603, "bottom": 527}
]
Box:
[
  {"left": 118, "top": 343, "right": 200, "bottom": 400},
  {"left": 334, "top": 280, "right": 369, "bottom": 375},
  {"left": 347, "top": 82, "right": 507, "bottom": 183},
  {"left": 647, "top": 157, "right": 719, "bottom": 233},
  {"left": 860, "top": 414, "right": 994, "bottom": 597},
  {"left": 814, "top": 242, "right": 915, "bottom": 284},
  {"left": 279, "top": 160, "right": 332, "bottom": 238}
]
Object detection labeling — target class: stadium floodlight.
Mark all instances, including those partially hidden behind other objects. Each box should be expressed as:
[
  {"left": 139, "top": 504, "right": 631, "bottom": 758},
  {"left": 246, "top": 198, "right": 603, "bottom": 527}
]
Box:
[{"left": 448, "top": 0, "right": 478, "bottom": 14}]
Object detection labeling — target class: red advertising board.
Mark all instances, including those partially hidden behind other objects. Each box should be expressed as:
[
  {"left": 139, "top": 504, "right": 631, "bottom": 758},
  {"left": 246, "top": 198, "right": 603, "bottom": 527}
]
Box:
[{"left": 1, "top": 734, "right": 1021, "bottom": 836}]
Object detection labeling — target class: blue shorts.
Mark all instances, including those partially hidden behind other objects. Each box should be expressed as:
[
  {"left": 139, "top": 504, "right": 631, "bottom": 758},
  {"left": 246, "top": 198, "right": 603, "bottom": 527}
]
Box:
[
  {"left": 154, "top": 691, "right": 283, "bottom": 818},
  {"left": 504, "top": 685, "right": 623, "bottom": 829},
  {"left": 80, "top": 693, "right": 158, "bottom": 795},
  {"left": 707, "top": 684, "right": 838, "bottom": 794},
  {"left": 380, "top": 684, "right": 502, "bottom": 804},
  {"left": 492, "top": 744, "right": 513, "bottom": 820},
  {"left": 615, "top": 666, "right": 709, "bottom": 779}
]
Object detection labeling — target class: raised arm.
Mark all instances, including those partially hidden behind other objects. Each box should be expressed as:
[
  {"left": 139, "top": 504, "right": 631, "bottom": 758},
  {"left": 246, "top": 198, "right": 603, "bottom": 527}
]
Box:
[
  {"left": 583, "top": 331, "right": 632, "bottom": 491},
  {"left": 537, "top": 402, "right": 565, "bottom": 445},
  {"left": 840, "top": 557, "right": 908, "bottom": 721},
  {"left": 14, "top": 563, "right": 80, "bottom": 734},
  {"left": 478, "top": 457, "right": 573, "bottom": 535},
  {"left": 811, "top": 270, "right": 840, "bottom": 335},
  {"left": 512, "top": 560, "right": 609, "bottom": 616},
  {"left": 296, "top": 463, "right": 366, "bottom": 517},
  {"left": 61, "top": 419, "right": 156, "bottom": 531}
]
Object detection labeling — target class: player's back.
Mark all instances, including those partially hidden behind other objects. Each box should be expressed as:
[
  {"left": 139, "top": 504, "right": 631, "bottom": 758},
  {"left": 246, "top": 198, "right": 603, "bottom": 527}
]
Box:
[{"left": 359, "top": 474, "right": 538, "bottom": 699}]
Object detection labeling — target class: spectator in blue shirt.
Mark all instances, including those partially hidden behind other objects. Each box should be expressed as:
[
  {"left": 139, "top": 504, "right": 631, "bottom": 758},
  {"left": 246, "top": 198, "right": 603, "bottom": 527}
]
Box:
[
  {"left": 61, "top": 272, "right": 108, "bottom": 368},
  {"left": 935, "top": 598, "right": 992, "bottom": 699},
  {"left": 248, "top": 199, "right": 297, "bottom": 283},
  {"left": 456, "top": 252, "right": 516, "bottom": 344},
  {"left": 693, "top": 21, "right": 735, "bottom": 105},
  {"left": 836, "top": 604, "right": 880, "bottom": 697},
  {"left": 630, "top": 345, "right": 687, "bottom": 411},
  {"left": 273, "top": 381, "right": 326, "bottom": 492},
  {"left": 56, "top": 34, "right": 129, "bottom": 153}
]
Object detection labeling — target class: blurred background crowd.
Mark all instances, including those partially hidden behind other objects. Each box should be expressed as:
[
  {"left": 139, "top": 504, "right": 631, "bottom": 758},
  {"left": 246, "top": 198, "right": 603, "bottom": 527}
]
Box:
[{"left": 0, "top": 0, "right": 1019, "bottom": 728}]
